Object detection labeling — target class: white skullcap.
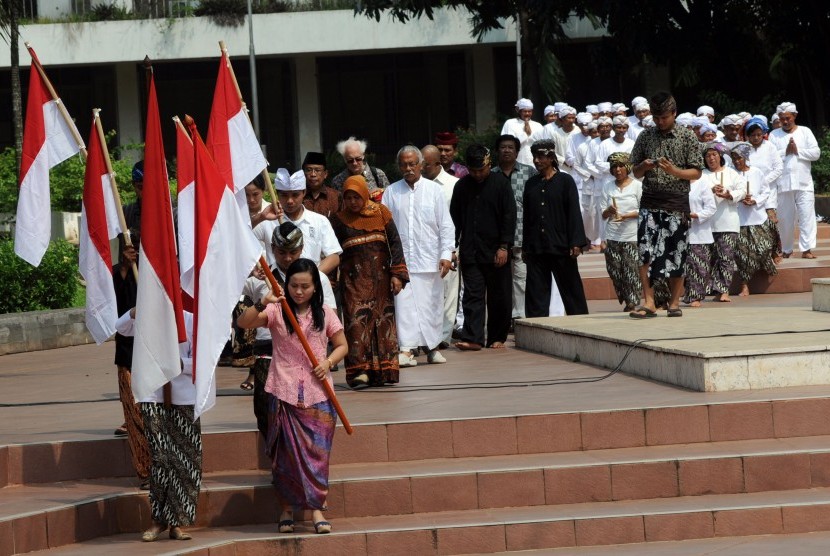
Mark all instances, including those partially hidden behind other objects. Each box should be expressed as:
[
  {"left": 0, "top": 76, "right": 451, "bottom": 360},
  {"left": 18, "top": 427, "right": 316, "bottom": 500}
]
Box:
[
  {"left": 753, "top": 114, "right": 769, "bottom": 126},
  {"left": 612, "top": 102, "right": 629, "bottom": 112},
  {"left": 558, "top": 106, "right": 576, "bottom": 118},
  {"left": 597, "top": 102, "right": 613, "bottom": 113},
  {"left": 693, "top": 116, "right": 709, "bottom": 128},
  {"left": 676, "top": 112, "right": 695, "bottom": 127},
  {"left": 631, "top": 96, "right": 647, "bottom": 108},
  {"left": 553, "top": 101, "right": 568, "bottom": 112},
  {"left": 576, "top": 112, "right": 593, "bottom": 125},
  {"left": 612, "top": 115, "right": 629, "bottom": 126},
  {"left": 700, "top": 122, "right": 718, "bottom": 135},
  {"left": 515, "top": 98, "right": 533, "bottom": 110},
  {"left": 586, "top": 104, "right": 599, "bottom": 114},
  {"left": 771, "top": 113, "right": 780, "bottom": 122},
  {"left": 586, "top": 121, "right": 598, "bottom": 131},
  {"left": 633, "top": 101, "right": 650, "bottom": 112},
  {"left": 276, "top": 169, "right": 306, "bottom": 191},
  {"left": 543, "top": 105, "right": 556, "bottom": 116},
  {"left": 720, "top": 114, "right": 741, "bottom": 127},
  {"left": 642, "top": 115, "right": 655, "bottom": 128},
  {"left": 737, "top": 111, "right": 751, "bottom": 120},
  {"left": 776, "top": 102, "right": 797, "bottom": 115},
  {"left": 597, "top": 116, "right": 613, "bottom": 125},
  {"left": 273, "top": 168, "right": 291, "bottom": 191},
  {"left": 697, "top": 105, "right": 715, "bottom": 117}
]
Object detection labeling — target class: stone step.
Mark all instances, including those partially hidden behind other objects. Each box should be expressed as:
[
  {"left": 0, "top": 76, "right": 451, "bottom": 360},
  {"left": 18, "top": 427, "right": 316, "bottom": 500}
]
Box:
[
  {"left": 5, "top": 435, "right": 830, "bottom": 553},
  {"left": 6, "top": 395, "right": 830, "bottom": 487},
  {"left": 23, "top": 487, "right": 830, "bottom": 555}
]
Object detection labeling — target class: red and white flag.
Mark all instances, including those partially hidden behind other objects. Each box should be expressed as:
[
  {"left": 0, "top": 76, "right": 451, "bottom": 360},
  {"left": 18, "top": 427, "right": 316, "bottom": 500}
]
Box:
[
  {"left": 78, "top": 116, "right": 121, "bottom": 344},
  {"left": 131, "top": 75, "right": 187, "bottom": 402},
  {"left": 175, "top": 118, "right": 196, "bottom": 298},
  {"left": 192, "top": 121, "right": 261, "bottom": 418},
  {"left": 206, "top": 49, "right": 267, "bottom": 213},
  {"left": 15, "top": 49, "right": 83, "bottom": 266}
]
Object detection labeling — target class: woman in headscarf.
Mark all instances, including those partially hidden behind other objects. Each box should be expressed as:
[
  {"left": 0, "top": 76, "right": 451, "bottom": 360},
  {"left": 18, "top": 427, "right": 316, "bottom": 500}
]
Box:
[
  {"left": 600, "top": 152, "right": 643, "bottom": 311},
  {"left": 706, "top": 142, "right": 746, "bottom": 302},
  {"left": 329, "top": 175, "right": 409, "bottom": 389},
  {"left": 730, "top": 142, "right": 777, "bottom": 296},
  {"left": 744, "top": 116, "right": 784, "bottom": 263}
]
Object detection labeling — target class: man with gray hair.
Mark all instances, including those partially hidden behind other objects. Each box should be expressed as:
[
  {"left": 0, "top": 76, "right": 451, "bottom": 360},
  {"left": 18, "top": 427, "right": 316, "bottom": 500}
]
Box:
[
  {"left": 331, "top": 136, "right": 390, "bottom": 195},
  {"left": 383, "top": 146, "right": 456, "bottom": 366},
  {"left": 768, "top": 102, "right": 821, "bottom": 259}
]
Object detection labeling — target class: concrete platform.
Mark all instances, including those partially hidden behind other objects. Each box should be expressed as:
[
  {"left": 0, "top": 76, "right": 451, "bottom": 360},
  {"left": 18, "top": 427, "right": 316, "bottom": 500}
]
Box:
[{"left": 515, "top": 304, "right": 830, "bottom": 392}]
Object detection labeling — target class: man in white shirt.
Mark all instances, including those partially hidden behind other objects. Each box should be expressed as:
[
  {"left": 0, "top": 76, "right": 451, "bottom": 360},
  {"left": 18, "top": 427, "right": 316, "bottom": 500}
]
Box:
[
  {"left": 253, "top": 170, "right": 342, "bottom": 305},
  {"left": 422, "top": 144, "right": 460, "bottom": 348},
  {"left": 565, "top": 113, "right": 595, "bottom": 200},
  {"left": 591, "top": 116, "right": 636, "bottom": 178},
  {"left": 500, "top": 98, "right": 544, "bottom": 166},
  {"left": 628, "top": 96, "right": 647, "bottom": 128},
  {"left": 768, "top": 102, "right": 822, "bottom": 258},
  {"left": 532, "top": 106, "right": 581, "bottom": 179},
  {"left": 627, "top": 102, "right": 650, "bottom": 140},
  {"left": 583, "top": 116, "right": 614, "bottom": 249},
  {"left": 383, "top": 146, "right": 455, "bottom": 366}
]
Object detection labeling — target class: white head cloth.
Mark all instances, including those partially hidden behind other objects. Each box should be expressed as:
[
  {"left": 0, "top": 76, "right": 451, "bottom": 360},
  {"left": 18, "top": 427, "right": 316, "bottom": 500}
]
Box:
[
  {"left": 597, "top": 102, "right": 613, "bottom": 113},
  {"left": 586, "top": 104, "right": 599, "bottom": 114},
  {"left": 543, "top": 105, "right": 556, "bottom": 116},
  {"left": 693, "top": 116, "right": 709, "bottom": 128},
  {"left": 612, "top": 102, "right": 629, "bottom": 113},
  {"left": 558, "top": 106, "right": 576, "bottom": 118},
  {"left": 576, "top": 112, "right": 593, "bottom": 125},
  {"left": 697, "top": 105, "right": 715, "bottom": 117},
  {"left": 776, "top": 102, "right": 797, "bottom": 115},
  {"left": 642, "top": 115, "right": 655, "bottom": 128},
  {"left": 700, "top": 122, "right": 717, "bottom": 135},
  {"left": 676, "top": 113, "right": 695, "bottom": 127},
  {"left": 597, "top": 116, "right": 613, "bottom": 126},
  {"left": 612, "top": 115, "right": 629, "bottom": 126},
  {"left": 515, "top": 98, "right": 534, "bottom": 110},
  {"left": 586, "top": 121, "right": 599, "bottom": 131},
  {"left": 720, "top": 114, "right": 741, "bottom": 127},
  {"left": 737, "top": 111, "right": 751, "bottom": 120},
  {"left": 288, "top": 170, "right": 306, "bottom": 191},
  {"left": 631, "top": 96, "right": 647, "bottom": 108},
  {"left": 771, "top": 113, "right": 780, "bottom": 122},
  {"left": 633, "top": 101, "right": 650, "bottom": 112},
  {"left": 273, "top": 168, "right": 291, "bottom": 191}
]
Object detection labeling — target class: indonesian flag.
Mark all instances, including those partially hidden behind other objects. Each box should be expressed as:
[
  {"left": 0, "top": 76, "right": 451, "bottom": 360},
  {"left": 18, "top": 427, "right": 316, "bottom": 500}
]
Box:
[
  {"left": 206, "top": 49, "right": 267, "bottom": 214},
  {"left": 78, "top": 117, "right": 121, "bottom": 344},
  {"left": 175, "top": 119, "right": 195, "bottom": 298},
  {"left": 192, "top": 122, "right": 261, "bottom": 418},
  {"left": 131, "top": 75, "right": 187, "bottom": 403},
  {"left": 15, "top": 49, "right": 83, "bottom": 266}
]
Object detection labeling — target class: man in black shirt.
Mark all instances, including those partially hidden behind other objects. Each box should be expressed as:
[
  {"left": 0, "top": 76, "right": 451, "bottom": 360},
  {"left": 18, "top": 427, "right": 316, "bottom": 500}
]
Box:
[
  {"left": 449, "top": 145, "right": 517, "bottom": 350},
  {"left": 523, "top": 140, "right": 589, "bottom": 316}
]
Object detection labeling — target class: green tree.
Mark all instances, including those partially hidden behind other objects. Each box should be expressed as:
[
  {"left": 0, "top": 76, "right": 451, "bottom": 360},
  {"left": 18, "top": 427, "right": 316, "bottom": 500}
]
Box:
[{"left": 0, "top": 0, "right": 23, "bottom": 174}]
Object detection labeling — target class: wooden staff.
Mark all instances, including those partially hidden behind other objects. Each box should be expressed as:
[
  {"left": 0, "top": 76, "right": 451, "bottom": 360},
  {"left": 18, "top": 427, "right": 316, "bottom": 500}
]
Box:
[
  {"left": 93, "top": 109, "right": 138, "bottom": 282},
  {"left": 217, "top": 41, "right": 279, "bottom": 212},
  {"left": 25, "top": 42, "right": 87, "bottom": 160},
  {"left": 258, "top": 255, "right": 354, "bottom": 435}
]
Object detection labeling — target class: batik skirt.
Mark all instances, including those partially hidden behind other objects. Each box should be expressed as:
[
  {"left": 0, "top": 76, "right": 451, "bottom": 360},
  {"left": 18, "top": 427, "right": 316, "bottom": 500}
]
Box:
[
  {"left": 266, "top": 395, "right": 336, "bottom": 510},
  {"left": 603, "top": 240, "right": 641, "bottom": 307},
  {"left": 140, "top": 403, "right": 202, "bottom": 527},
  {"left": 711, "top": 232, "right": 739, "bottom": 294},
  {"left": 638, "top": 209, "right": 689, "bottom": 285},
  {"left": 737, "top": 224, "right": 778, "bottom": 283},
  {"left": 117, "top": 366, "right": 150, "bottom": 481},
  {"left": 683, "top": 243, "right": 713, "bottom": 303}
]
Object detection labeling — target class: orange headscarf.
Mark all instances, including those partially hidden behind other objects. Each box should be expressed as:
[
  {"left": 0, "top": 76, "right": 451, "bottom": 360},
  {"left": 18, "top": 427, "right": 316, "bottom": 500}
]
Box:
[{"left": 337, "top": 175, "right": 392, "bottom": 233}]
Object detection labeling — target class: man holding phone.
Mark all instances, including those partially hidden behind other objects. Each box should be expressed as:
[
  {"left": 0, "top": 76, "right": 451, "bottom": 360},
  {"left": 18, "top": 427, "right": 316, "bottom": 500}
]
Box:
[{"left": 629, "top": 92, "right": 704, "bottom": 318}]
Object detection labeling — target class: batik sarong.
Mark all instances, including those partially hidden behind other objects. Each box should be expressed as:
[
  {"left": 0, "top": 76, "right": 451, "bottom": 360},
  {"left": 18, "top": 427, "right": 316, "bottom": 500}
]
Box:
[
  {"left": 683, "top": 243, "right": 713, "bottom": 303},
  {"left": 603, "top": 239, "right": 641, "bottom": 307},
  {"left": 711, "top": 231, "right": 739, "bottom": 295},
  {"left": 737, "top": 224, "right": 778, "bottom": 283},
  {"left": 637, "top": 209, "right": 689, "bottom": 285}
]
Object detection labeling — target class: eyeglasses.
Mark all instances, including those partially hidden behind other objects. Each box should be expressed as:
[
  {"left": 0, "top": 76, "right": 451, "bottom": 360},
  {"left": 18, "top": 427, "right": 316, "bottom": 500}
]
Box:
[
  {"left": 303, "top": 167, "right": 325, "bottom": 175},
  {"left": 345, "top": 156, "right": 365, "bottom": 164}
]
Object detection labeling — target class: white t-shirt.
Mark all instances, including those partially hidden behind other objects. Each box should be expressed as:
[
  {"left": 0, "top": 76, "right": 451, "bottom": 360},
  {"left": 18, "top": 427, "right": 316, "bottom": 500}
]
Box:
[{"left": 600, "top": 177, "right": 642, "bottom": 242}]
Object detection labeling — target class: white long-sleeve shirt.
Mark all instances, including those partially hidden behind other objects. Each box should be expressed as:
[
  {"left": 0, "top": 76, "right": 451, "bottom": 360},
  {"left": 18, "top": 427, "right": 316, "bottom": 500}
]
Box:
[
  {"left": 590, "top": 137, "right": 636, "bottom": 178},
  {"left": 116, "top": 311, "right": 196, "bottom": 405},
  {"left": 735, "top": 166, "right": 770, "bottom": 226},
  {"left": 254, "top": 207, "right": 343, "bottom": 269},
  {"left": 577, "top": 139, "right": 598, "bottom": 195},
  {"left": 769, "top": 126, "right": 821, "bottom": 192},
  {"left": 706, "top": 167, "right": 747, "bottom": 233},
  {"left": 501, "top": 118, "right": 544, "bottom": 166},
  {"left": 748, "top": 140, "right": 783, "bottom": 209},
  {"left": 687, "top": 179, "right": 718, "bottom": 244},
  {"left": 383, "top": 177, "right": 455, "bottom": 273}
]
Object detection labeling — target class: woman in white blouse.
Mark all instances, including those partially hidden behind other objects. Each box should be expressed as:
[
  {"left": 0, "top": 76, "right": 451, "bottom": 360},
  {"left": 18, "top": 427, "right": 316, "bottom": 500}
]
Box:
[
  {"left": 683, "top": 170, "right": 718, "bottom": 307},
  {"left": 705, "top": 142, "right": 746, "bottom": 302},
  {"left": 600, "top": 152, "right": 643, "bottom": 311},
  {"left": 745, "top": 117, "right": 784, "bottom": 263},
  {"left": 730, "top": 143, "right": 777, "bottom": 296}
]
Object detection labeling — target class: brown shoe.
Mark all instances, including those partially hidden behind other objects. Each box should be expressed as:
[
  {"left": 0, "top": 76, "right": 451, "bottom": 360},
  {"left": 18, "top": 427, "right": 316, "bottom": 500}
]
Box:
[{"left": 802, "top": 250, "right": 817, "bottom": 259}]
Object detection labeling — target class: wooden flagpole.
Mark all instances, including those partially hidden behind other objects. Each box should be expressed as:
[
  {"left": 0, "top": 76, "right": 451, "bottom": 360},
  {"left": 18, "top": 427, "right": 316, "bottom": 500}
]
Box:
[
  {"left": 25, "top": 42, "right": 87, "bottom": 160},
  {"left": 217, "top": 41, "right": 280, "bottom": 211},
  {"left": 258, "top": 256, "right": 353, "bottom": 434},
  {"left": 92, "top": 109, "right": 138, "bottom": 282}
]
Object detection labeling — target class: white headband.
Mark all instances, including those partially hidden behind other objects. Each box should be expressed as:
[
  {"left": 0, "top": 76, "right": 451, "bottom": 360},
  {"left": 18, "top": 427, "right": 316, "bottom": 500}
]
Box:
[
  {"left": 776, "top": 102, "right": 797, "bottom": 115},
  {"left": 515, "top": 98, "right": 533, "bottom": 110}
]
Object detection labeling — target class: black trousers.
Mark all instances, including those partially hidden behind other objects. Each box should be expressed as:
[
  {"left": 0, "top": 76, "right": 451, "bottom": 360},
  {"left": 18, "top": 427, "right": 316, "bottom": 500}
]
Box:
[
  {"left": 460, "top": 262, "right": 512, "bottom": 346},
  {"left": 525, "top": 253, "right": 589, "bottom": 317}
]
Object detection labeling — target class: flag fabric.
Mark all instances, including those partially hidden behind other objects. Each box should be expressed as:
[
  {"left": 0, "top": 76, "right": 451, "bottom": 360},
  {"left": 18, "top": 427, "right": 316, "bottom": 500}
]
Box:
[
  {"left": 15, "top": 50, "right": 84, "bottom": 266},
  {"left": 192, "top": 122, "right": 261, "bottom": 419},
  {"left": 78, "top": 117, "right": 121, "bottom": 344},
  {"left": 175, "top": 120, "right": 196, "bottom": 298},
  {"left": 206, "top": 49, "right": 266, "bottom": 213},
  {"left": 130, "top": 75, "right": 188, "bottom": 403}
]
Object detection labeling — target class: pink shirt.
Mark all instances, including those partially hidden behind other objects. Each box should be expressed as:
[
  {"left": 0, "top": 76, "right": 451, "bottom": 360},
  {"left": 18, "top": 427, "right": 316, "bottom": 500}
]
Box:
[{"left": 264, "top": 304, "right": 343, "bottom": 408}]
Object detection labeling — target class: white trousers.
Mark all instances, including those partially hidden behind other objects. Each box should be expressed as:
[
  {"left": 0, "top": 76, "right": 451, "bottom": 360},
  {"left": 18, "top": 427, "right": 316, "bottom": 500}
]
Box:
[
  {"left": 511, "top": 247, "right": 527, "bottom": 318},
  {"left": 777, "top": 190, "right": 816, "bottom": 253},
  {"left": 581, "top": 193, "right": 605, "bottom": 245},
  {"left": 395, "top": 271, "right": 444, "bottom": 350},
  {"left": 442, "top": 264, "right": 460, "bottom": 343}
]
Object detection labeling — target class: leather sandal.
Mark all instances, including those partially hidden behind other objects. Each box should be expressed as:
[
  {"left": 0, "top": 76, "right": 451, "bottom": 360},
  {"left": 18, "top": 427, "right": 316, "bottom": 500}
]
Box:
[{"left": 169, "top": 527, "right": 192, "bottom": 540}]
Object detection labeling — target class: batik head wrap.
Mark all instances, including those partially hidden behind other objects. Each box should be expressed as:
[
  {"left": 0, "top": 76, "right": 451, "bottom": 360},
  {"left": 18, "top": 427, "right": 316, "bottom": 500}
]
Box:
[
  {"left": 730, "top": 142, "right": 753, "bottom": 161},
  {"left": 336, "top": 174, "right": 392, "bottom": 233},
  {"left": 607, "top": 151, "right": 632, "bottom": 174},
  {"left": 271, "top": 221, "right": 304, "bottom": 250}
]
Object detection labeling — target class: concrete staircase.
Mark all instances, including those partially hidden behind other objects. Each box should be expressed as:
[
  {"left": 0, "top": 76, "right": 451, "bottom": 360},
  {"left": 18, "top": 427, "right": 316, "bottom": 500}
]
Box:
[
  {"left": 5, "top": 397, "right": 830, "bottom": 554},
  {"left": 580, "top": 222, "right": 830, "bottom": 300}
]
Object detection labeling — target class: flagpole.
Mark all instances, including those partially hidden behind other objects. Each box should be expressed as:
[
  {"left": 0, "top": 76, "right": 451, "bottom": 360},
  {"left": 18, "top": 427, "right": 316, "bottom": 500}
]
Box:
[
  {"left": 258, "top": 255, "right": 354, "bottom": 435},
  {"left": 93, "top": 109, "right": 138, "bottom": 282},
  {"left": 217, "top": 41, "right": 279, "bottom": 211},
  {"left": 25, "top": 42, "right": 87, "bottom": 160},
  {"left": 173, "top": 116, "right": 192, "bottom": 146}
]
